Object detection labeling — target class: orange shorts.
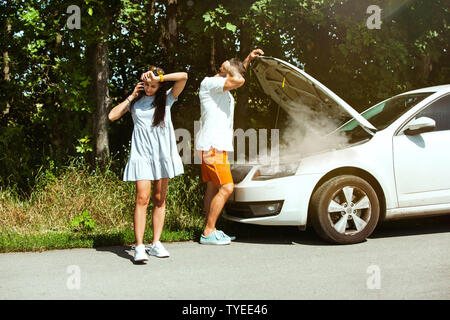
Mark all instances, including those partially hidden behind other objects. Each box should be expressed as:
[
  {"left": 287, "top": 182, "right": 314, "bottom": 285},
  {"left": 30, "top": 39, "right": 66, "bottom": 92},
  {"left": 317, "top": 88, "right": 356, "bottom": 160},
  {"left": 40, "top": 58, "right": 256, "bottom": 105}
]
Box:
[{"left": 200, "top": 148, "right": 233, "bottom": 186}]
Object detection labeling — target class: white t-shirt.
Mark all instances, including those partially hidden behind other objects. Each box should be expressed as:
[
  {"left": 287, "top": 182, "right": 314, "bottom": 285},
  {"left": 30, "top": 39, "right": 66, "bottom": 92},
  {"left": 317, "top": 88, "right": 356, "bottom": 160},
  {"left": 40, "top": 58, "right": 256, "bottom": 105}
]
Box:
[{"left": 195, "top": 76, "right": 235, "bottom": 151}]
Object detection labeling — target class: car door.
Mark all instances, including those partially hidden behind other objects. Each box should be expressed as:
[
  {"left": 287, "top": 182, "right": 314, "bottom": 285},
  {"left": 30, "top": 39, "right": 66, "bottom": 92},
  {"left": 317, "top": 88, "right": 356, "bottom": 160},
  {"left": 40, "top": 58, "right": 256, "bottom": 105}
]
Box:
[{"left": 393, "top": 94, "right": 450, "bottom": 207}]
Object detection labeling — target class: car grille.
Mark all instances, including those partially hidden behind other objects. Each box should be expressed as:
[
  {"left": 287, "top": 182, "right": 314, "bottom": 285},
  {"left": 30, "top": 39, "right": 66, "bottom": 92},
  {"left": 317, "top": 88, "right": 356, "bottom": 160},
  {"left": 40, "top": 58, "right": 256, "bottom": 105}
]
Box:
[
  {"left": 225, "top": 201, "right": 284, "bottom": 218},
  {"left": 225, "top": 202, "right": 254, "bottom": 218}
]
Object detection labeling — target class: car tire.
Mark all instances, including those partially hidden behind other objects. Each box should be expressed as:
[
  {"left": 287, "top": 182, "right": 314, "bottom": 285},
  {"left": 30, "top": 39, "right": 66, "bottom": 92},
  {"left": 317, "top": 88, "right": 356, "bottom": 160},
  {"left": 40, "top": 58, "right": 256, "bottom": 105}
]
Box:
[{"left": 310, "top": 175, "right": 380, "bottom": 244}]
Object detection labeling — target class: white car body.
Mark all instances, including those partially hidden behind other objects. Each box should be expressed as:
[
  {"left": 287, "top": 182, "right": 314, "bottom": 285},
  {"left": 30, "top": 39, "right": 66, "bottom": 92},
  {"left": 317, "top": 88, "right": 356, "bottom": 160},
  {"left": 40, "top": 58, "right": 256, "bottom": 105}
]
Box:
[{"left": 224, "top": 57, "right": 450, "bottom": 240}]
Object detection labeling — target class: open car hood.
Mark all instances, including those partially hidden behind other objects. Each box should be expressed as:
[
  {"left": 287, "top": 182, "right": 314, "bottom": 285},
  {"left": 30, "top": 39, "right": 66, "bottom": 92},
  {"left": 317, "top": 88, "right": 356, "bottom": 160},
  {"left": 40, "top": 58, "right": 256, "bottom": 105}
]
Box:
[{"left": 252, "top": 56, "right": 377, "bottom": 133}]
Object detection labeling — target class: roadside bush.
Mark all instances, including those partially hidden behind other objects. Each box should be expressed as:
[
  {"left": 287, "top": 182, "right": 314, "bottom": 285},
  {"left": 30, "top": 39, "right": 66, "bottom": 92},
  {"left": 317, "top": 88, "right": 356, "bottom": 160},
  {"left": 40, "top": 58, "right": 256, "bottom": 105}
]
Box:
[{"left": 0, "top": 156, "right": 205, "bottom": 238}]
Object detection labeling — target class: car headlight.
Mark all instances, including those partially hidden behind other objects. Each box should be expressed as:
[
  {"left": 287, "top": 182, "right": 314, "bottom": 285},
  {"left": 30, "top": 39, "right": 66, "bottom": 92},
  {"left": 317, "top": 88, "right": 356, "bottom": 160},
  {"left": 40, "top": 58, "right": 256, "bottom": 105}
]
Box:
[{"left": 252, "top": 163, "right": 299, "bottom": 181}]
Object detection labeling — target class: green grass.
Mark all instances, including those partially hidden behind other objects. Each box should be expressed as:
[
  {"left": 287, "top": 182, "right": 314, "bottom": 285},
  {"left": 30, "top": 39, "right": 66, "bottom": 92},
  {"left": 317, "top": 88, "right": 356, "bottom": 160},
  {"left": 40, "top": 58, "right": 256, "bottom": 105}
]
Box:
[
  {"left": 0, "top": 156, "right": 207, "bottom": 253},
  {"left": 0, "top": 227, "right": 203, "bottom": 253}
]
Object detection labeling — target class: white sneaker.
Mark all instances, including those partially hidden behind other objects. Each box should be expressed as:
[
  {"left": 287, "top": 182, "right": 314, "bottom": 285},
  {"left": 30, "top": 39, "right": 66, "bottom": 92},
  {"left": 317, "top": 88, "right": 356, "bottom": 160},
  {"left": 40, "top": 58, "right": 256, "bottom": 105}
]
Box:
[
  {"left": 146, "top": 241, "right": 170, "bottom": 258},
  {"left": 134, "top": 244, "right": 148, "bottom": 263}
]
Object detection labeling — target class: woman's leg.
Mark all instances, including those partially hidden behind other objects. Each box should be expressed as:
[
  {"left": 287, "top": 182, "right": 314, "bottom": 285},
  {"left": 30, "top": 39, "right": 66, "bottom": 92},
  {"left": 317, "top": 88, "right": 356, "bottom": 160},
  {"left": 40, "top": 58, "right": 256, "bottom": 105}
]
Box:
[
  {"left": 151, "top": 178, "right": 169, "bottom": 244},
  {"left": 134, "top": 180, "right": 151, "bottom": 246}
]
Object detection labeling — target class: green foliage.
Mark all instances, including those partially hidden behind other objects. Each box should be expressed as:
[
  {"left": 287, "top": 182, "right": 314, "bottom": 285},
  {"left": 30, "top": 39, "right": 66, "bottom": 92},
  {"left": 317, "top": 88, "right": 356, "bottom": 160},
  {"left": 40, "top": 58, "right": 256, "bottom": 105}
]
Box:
[
  {"left": 69, "top": 210, "right": 96, "bottom": 232},
  {"left": 1, "top": 0, "right": 449, "bottom": 195},
  {"left": 76, "top": 136, "right": 93, "bottom": 154},
  {"left": 0, "top": 155, "right": 205, "bottom": 241},
  {"left": 0, "top": 227, "right": 199, "bottom": 252},
  {"left": 164, "top": 165, "right": 205, "bottom": 232},
  {"left": 203, "top": 5, "right": 237, "bottom": 33},
  {"left": 0, "top": 125, "right": 32, "bottom": 189}
]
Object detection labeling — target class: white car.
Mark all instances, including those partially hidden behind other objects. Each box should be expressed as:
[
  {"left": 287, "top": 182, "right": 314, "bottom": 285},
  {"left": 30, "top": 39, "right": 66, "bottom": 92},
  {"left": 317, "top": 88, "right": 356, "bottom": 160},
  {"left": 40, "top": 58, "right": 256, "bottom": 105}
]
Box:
[{"left": 223, "top": 56, "right": 450, "bottom": 244}]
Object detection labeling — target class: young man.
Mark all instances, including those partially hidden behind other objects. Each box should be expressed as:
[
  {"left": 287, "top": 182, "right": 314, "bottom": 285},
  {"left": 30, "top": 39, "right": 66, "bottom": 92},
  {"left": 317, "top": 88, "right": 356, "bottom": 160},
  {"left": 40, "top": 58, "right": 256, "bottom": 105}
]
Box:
[{"left": 195, "top": 49, "right": 264, "bottom": 245}]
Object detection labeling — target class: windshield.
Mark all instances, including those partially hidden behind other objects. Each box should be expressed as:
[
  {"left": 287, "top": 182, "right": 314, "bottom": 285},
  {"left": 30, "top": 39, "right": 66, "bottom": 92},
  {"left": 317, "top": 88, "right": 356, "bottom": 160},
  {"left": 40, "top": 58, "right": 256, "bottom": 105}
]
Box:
[{"left": 338, "top": 92, "right": 433, "bottom": 143}]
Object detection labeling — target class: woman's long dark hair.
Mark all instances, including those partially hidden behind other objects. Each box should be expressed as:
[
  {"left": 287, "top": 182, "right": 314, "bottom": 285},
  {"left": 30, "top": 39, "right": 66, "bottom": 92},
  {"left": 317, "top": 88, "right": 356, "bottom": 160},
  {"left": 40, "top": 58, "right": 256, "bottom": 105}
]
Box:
[{"left": 129, "top": 66, "right": 169, "bottom": 127}]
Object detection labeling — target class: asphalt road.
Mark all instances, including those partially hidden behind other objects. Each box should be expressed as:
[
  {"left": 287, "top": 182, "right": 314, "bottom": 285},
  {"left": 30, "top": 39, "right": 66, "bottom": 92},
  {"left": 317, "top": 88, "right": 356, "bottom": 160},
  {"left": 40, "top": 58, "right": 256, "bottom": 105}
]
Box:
[{"left": 1, "top": 216, "right": 449, "bottom": 300}]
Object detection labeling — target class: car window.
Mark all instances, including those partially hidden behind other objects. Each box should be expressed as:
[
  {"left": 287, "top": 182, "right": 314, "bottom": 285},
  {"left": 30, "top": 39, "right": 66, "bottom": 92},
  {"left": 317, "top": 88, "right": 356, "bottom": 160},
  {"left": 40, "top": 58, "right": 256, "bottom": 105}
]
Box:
[
  {"left": 340, "top": 92, "right": 432, "bottom": 132},
  {"left": 336, "top": 92, "right": 433, "bottom": 143},
  {"left": 413, "top": 94, "right": 450, "bottom": 131}
]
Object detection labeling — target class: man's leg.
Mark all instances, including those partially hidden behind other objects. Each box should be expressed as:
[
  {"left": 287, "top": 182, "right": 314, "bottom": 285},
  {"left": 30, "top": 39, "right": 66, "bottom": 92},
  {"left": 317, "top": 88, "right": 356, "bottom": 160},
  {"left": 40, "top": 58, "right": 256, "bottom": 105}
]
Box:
[
  {"left": 203, "top": 182, "right": 234, "bottom": 237},
  {"left": 203, "top": 181, "right": 218, "bottom": 216}
]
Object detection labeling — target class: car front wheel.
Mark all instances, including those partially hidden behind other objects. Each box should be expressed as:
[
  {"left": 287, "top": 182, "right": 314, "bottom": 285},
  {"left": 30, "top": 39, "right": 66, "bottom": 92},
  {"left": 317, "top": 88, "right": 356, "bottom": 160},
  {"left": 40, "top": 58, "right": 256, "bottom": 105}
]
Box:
[{"left": 310, "top": 175, "right": 380, "bottom": 244}]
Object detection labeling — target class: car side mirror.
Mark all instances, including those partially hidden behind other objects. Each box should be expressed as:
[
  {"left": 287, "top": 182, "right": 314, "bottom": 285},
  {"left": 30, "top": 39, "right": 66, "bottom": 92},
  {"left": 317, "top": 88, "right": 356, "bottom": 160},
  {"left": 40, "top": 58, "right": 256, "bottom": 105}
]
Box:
[{"left": 403, "top": 116, "right": 436, "bottom": 136}]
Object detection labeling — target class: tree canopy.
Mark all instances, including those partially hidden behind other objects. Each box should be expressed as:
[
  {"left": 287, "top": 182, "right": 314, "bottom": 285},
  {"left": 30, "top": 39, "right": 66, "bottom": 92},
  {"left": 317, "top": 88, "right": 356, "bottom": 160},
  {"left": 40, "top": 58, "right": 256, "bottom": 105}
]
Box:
[{"left": 1, "top": 0, "right": 449, "bottom": 192}]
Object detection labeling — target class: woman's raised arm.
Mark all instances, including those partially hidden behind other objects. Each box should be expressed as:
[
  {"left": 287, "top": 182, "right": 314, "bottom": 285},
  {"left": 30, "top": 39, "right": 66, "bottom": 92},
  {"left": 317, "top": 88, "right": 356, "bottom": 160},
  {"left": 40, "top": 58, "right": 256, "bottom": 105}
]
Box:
[
  {"left": 142, "top": 71, "right": 188, "bottom": 99},
  {"left": 108, "top": 82, "right": 143, "bottom": 121}
]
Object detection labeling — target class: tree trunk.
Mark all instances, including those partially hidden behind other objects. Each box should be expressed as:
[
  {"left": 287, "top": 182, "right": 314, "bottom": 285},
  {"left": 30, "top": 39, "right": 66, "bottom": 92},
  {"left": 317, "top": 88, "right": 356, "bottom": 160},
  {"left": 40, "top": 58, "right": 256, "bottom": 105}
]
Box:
[
  {"left": 215, "top": 30, "right": 226, "bottom": 69},
  {"left": 2, "top": 18, "right": 11, "bottom": 117},
  {"left": 92, "top": 40, "right": 111, "bottom": 167},
  {"left": 149, "top": 0, "right": 156, "bottom": 16},
  {"left": 415, "top": 54, "right": 432, "bottom": 86},
  {"left": 160, "top": 0, "right": 178, "bottom": 69},
  {"left": 210, "top": 34, "right": 216, "bottom": 73},
  {"left": 236, "top": 19, "right": 251, "bottom": 130},
  {"left": 87, "top": 7, "right": 112, "bottom": 168},
  {"left": 166, "top": 0, "right": 178, "bottom": 45}
]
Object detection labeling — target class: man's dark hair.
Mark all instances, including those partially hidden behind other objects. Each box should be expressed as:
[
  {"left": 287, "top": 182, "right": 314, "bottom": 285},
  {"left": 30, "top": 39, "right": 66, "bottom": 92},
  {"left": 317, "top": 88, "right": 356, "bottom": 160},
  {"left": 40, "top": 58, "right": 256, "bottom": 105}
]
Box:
[{"left": 228, "top": 58, "right": 245, "bottom": 76}]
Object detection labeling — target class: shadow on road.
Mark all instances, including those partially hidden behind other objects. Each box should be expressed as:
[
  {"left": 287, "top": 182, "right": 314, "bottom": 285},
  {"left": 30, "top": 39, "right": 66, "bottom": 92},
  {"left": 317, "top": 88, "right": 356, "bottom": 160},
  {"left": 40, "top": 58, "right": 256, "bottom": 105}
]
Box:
[
  {"left": 220, "top": 215, "right": 450, "bottom": 246},
  {"left": 370, "top": 215, "right": 450, "bottom": 239},
  {"left": 95, "top": 245, "right": 148, "bottom": 265},
  {"left": 219, "top": 220, "right": 326, "bottom": 246},
  {"left": 90, "top": 216, "right": 450, "bottom": 259}
]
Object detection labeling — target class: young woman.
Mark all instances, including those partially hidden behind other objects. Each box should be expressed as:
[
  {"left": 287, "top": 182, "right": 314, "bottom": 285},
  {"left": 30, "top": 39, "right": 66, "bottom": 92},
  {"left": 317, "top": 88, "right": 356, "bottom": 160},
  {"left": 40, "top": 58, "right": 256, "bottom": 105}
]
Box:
[{"left": 108, "top": 66, "right": 188, "bottom": 263}]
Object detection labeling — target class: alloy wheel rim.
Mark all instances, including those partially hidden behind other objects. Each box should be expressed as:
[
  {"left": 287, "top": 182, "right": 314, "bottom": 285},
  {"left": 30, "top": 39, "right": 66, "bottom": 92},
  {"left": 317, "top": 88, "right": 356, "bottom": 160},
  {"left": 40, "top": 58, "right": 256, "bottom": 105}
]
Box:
[{"left": 327, "top": 185, "right": 371, "bottom": 235}]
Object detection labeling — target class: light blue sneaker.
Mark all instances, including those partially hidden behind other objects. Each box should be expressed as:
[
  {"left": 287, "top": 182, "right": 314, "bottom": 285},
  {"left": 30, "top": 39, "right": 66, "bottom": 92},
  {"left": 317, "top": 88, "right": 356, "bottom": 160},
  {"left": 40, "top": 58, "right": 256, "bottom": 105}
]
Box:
[
  {"left": 223, "top": 231, "right": 236, "bottom": 241},
  {"left": 217, "top": 230, "right": 236, "bottom": 241},
  {"left": 200, "top": 230, "right": 231, "bottom": 245}
]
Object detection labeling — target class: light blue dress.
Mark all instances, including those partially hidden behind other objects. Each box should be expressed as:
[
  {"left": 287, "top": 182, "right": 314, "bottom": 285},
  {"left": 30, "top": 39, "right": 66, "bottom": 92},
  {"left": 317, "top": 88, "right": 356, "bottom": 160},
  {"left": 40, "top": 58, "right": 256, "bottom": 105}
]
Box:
[{"left": 123, "top": 88, "right": 184, "bottom": 181}]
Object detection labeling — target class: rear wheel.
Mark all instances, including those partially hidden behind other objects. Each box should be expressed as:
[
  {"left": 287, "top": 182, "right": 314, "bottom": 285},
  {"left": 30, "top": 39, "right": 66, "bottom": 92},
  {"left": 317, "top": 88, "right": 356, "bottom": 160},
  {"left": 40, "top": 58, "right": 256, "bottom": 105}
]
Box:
[{"left": 310, "top": 175, "right": 380, "bottom": 244}]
